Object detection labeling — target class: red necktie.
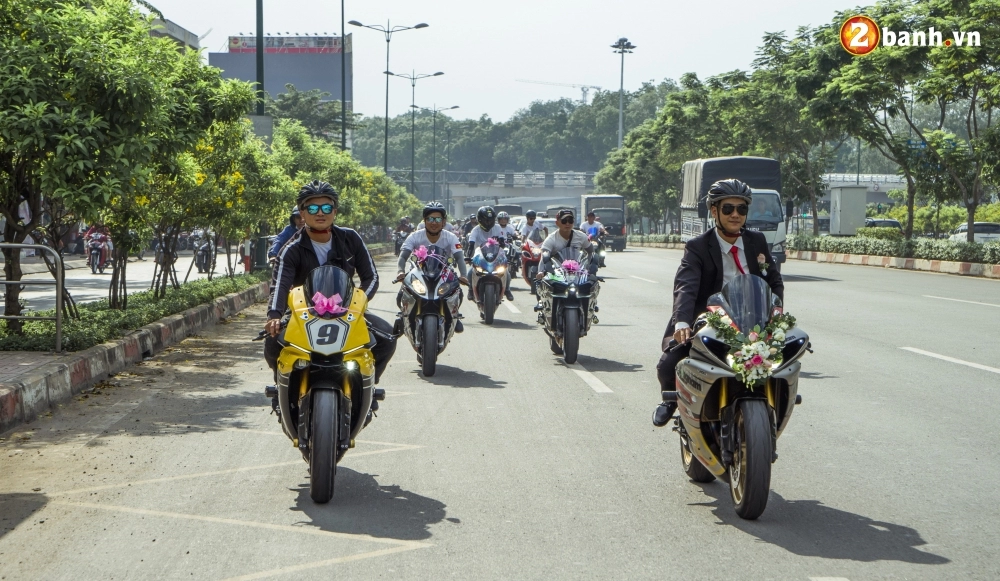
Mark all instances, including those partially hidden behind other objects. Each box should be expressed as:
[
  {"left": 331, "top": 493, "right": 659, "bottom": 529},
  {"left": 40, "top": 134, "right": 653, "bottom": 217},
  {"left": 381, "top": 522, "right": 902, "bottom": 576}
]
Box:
[{"left": 729, "top": 245, "right": 746, "bottom": 275}]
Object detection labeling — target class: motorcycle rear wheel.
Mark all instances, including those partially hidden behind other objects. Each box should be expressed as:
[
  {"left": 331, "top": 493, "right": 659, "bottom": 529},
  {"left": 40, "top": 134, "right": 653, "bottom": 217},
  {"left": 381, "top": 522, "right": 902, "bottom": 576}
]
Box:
[
  {"left": 729, "top": 399, "right": 772, "bottom": 520},
  {"left": 680, "top": 430, "right": 716, "bottom": 483},
  {"left": 421, "top": 314, "right": 438, "bottom": 377},
  {"left": 483, "top": 286, "right": 496, "bottom": 325},
  {"left": 562, "top": 309, "right": 580, "bottom": 364},
  {"left": 309, "top": 390, "right": 338, "bottom": 503},
  {"left": 91, "top": 260, "right": 97, "bottom": 275}
]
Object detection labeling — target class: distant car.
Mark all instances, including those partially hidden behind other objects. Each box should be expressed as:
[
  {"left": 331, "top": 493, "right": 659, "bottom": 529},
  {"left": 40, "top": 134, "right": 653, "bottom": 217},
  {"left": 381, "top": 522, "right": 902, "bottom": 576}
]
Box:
[
  {"left": 865, "top": 218, "right": 903, "bottom": 232},
  {"left": 949, "top": 222, "right": 1000, "bottom": 243}
]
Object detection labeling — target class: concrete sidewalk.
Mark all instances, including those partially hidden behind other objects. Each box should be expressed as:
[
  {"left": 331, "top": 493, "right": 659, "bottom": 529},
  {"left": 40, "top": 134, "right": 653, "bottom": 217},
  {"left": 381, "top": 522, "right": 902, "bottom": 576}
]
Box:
[
  {"left": 0, "top": 281, "right": 269, "bottom": 435},
  {"left": 1, "top": 255, "right": 89, "bottom": 275}
]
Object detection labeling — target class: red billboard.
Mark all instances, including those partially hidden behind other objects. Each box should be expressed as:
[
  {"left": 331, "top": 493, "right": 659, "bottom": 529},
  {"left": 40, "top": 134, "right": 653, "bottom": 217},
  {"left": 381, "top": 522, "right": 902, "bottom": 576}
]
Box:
[{"left": 228, "top": 35, "right": 350, "bottom": 54}]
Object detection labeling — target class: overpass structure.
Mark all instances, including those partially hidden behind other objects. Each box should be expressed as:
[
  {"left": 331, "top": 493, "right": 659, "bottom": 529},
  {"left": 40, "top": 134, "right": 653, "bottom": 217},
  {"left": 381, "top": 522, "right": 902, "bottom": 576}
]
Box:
[{"left": 386, "top": 169, "right": 906, "bottom": 217}]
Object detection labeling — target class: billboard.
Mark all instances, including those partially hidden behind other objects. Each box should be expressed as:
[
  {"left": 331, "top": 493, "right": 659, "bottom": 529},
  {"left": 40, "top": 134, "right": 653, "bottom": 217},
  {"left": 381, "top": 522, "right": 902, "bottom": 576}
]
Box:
[{"left": 228, "top": 35, "right": 350, "bottom": 54}]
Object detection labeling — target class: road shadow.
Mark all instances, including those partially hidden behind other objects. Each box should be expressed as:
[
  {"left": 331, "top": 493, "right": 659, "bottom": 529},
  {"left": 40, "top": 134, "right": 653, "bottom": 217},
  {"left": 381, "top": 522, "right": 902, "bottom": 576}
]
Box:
[
  {"left": 692, "top": 486, "right": 949, "bottom": 564},
  {"left": 575, "top": 354, "right": 644, "bottom": 373},
  {"left": 290, "top": 468, "right": 447, "bottom": 541},
  {"left": 0, "top": 493, "right": 48, "bottom": 541},
  {"left": 414, "top": 365, "right": 507, "bottom": 388},
  {"left": 490, "top": 320, "right": 537, "bottom": 331},
  {"left": 800, "top": 371, "right": 838, "bottom": 380},
  {"left": 782, "top": 275, "right": 840, "bottom": 283}
]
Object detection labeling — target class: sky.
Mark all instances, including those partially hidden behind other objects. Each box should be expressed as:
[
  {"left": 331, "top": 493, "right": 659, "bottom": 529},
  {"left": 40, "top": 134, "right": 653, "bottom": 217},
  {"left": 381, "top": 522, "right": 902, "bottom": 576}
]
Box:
[{"left": 153, "top": 0, "right": 862, "bottom": 122}]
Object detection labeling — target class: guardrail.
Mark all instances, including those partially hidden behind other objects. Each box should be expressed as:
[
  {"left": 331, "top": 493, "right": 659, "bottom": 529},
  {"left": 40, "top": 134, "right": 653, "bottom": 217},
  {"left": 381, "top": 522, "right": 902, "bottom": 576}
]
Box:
[{"left": 0, "top": 243, "right": 64, "bottom": 352}]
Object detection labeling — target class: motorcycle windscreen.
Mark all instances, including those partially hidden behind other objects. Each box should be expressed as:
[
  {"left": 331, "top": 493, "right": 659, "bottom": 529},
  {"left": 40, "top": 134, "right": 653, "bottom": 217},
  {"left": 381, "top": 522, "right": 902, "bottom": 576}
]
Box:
[
  {"left": 717, "top": 273, "right": 772, "bottom": 334},
  {"left": 303, "top": 266, "right": 355, "bottom": 317},
  {"left": 551, "top": 246, "right": 592, "bottom": 271},
  {"left": 419, "top": 245, "right": 449, "bottom": 281},
  {"left": 479, "top": 240, "right": 502, "bottom": 263}
]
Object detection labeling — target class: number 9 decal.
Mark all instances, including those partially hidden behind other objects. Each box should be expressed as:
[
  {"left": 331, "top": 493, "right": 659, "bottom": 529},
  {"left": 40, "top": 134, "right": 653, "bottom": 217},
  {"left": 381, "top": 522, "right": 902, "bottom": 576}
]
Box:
[{"left": 305, "top": 317, "right": 350, "bottom": 354}]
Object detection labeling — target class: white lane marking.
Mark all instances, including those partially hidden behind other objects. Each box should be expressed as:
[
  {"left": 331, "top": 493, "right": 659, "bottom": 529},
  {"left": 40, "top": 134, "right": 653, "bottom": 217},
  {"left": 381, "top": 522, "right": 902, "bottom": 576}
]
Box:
[
  {"left": 630, "top": 275, "right": 659, "bottom": 284},
  {"left": 220, "top": 545, "right": 429, "bottom": 581},
  {"left": 809, "top": 578, "right": 851, "bottom": 581},
  {"left": 924, "top": 295, "right": 1000, "bottom": 308},
  {"left": 504, "top": 301, "right": 521, "bottom": 313},
  {"left": 568, "top": 363, "right": 613, "bottom": 393},
  {"left": 900, "top": 347, "right": 1000, "bottom": 375},
  {"left": 50, "top": 461, "right": 302, "bottom": 497}
]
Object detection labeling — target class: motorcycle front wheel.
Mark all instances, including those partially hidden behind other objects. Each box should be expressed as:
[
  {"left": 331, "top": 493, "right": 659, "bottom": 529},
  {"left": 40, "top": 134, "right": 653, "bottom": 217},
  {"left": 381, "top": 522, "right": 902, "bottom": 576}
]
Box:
[
  {"left": 562, "top": 309, "right": 580, "bottom": 364},
  {"left": 421, "top": 314, "right": 438, "bottom": 377},
  {"left": 483, "top": 285, "right": 496, "bottom": 325},
  {"left": 309, "top": 390, "right": 338, "bottom": 503},
  {"left": 729, "top": 399, "right": 772, "bottom": 520},
  {"left": 91, "top": 260, "right": 97, "bottom": 274}
]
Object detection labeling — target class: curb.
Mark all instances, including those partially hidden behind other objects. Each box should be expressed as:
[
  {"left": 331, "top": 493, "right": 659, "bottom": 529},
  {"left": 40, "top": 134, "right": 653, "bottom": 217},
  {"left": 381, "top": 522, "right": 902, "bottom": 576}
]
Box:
[
  {"left": 788, "top": 250, "right": 1000, "bottom": 279},
  {"left": 627, "top": 241, "right": 685, "bottom": 250},
  {"left": 0, "top": 281, "right": 270, "bottom": 435}
]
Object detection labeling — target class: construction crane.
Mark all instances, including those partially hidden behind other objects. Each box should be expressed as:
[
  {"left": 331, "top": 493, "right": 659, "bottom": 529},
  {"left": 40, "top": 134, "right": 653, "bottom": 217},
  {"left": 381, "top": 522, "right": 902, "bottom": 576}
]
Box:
[{"left": 515, "top": 80, "right": 602, "bottom": 105}]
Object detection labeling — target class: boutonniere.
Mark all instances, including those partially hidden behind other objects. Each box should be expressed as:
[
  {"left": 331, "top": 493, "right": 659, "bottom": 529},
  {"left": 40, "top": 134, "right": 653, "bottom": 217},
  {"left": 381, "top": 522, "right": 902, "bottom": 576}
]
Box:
[{"left": 757, "top": 253, "right": 768, "bottom": 274}]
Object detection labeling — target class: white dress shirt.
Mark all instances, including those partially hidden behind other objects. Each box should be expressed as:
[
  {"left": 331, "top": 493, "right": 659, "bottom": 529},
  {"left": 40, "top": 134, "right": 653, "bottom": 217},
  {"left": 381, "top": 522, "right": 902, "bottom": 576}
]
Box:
[{"left": 675, "top": 232, "right": 748, "bottom": 331}]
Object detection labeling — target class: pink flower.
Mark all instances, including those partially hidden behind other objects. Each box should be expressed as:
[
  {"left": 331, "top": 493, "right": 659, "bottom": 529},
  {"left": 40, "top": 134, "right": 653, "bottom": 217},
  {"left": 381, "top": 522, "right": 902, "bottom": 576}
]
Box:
[
  {"left": 412, "top": 245, "right": 429, "bottom": 263},
  {"left": 750, "top": 354, "right": 764, "bottom": 367},
  {"left": 483, "top": 238, "right": 499, "bottom": 248},
  {"left": 561, "top": 260, "right": 581, "bottom": 273},
  {"left": 748, "top": 332, "right": 759, "bottom": 341}
]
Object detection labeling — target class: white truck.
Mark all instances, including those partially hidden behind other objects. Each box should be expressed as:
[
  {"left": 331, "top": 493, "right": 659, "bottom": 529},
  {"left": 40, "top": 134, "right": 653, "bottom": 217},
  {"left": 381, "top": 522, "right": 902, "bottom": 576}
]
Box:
[
  {"left": 680, "top": 156, "right": 787, "bottom": 271},
  {"left": 581, "top": 194, "right": 627, "bottom": 251}
]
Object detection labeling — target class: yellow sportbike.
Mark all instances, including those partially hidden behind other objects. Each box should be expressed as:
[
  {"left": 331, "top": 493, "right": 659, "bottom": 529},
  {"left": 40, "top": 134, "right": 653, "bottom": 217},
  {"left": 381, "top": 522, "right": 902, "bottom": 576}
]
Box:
[{"left": 258, "top": 265, "right": 384, "bottom": 503}]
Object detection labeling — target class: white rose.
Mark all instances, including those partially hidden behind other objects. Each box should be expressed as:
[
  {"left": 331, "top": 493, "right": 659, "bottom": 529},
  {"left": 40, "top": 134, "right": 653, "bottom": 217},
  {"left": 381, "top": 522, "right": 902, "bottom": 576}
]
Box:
[
  {"left": 778, "top": 322, "right": 788, "bottom": 331},
  {"left": 773, "top": 329, "right": 786, "bottom": 342}
]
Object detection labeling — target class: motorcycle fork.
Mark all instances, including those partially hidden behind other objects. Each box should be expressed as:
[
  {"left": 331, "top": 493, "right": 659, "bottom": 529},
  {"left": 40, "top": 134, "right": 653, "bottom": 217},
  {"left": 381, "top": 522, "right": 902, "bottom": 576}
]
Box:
[{"left": 296, "top": 372, "right": 310, "bottom": 451}]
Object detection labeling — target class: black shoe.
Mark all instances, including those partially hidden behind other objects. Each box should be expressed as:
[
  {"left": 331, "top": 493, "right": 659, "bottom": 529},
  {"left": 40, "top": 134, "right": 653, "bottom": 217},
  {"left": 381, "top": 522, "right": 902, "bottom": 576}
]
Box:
[
  {"left": 467, "top": 288, "right": 474, "bottom": 301},
  {"left": 505, "top": 289, "right": 514, "bottom": 301},
  {"left": 392, "top": 317, "right": 404, "bottom": 336},
  {"left": 454, "top": 320, "right": 464, "bottom": 333},
  {"left": 652, "top": 401, "right": 677, "bottom": 427}
]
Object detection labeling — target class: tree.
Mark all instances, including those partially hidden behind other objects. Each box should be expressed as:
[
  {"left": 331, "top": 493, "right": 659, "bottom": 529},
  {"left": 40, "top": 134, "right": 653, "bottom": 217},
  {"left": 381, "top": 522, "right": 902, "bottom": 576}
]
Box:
[{"left": 265, "top": 84, "right": 360, "bottom": 142}]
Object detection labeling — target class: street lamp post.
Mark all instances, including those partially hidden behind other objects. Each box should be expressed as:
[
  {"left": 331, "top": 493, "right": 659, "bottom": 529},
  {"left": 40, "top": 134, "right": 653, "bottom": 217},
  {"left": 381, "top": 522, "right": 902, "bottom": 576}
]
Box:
[
  {"left": 392, "top": 71, "right": 444, "bottom": 197},
  {"left": 412, "top": 104, "right": 459, "bottom": 201},
  {"left": 611, "top": 37, "right": 636, "bottom": 149},
  {"left": 348, "top": 19, "right": 429, "bottom": 173},
  {"left": 340, "top": 0, "right": 346, "bottom": 150}
]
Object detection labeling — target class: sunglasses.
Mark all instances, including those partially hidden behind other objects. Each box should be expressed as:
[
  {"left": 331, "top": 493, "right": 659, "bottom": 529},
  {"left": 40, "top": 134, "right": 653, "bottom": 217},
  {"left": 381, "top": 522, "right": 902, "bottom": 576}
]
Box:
[
  {"left": 720, "top": 204, "right": 749, "bottom": 216},
  {"left": 559, "top": 217, "right": 575, "bottom": 224},
  {"left": 425, "top": 216, "right": 444, "bottom": 223},
  {"left": 305, "top": 204, "right": 335, "bottom": 215}
]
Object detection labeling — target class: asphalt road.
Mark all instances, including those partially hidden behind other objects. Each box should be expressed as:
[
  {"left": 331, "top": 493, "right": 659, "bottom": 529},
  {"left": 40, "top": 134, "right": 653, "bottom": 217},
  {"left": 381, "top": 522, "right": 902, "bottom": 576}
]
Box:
[
  {"left": 9, "top": 251, "right": 235, "bottom": 312},
  {"left": 2, "top": 248, "right": 998, "bottom": 580}
]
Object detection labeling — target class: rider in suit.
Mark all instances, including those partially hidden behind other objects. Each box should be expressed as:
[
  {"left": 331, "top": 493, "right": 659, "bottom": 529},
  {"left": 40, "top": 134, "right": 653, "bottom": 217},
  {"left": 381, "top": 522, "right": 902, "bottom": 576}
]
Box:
[{"left": 652, "top": 179, "right": 785, "bottom": 427}]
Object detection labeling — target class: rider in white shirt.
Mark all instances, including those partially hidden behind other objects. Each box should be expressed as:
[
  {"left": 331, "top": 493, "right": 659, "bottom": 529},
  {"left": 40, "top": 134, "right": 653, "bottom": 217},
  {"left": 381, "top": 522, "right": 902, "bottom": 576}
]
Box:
[
  {"left": 497, "top": 211, "right": 519, "bottom": 242},
  {"left": 520, "top": 210, "right": 547, "bottom": 242},
  {"left": 580, "top": 212, "right": 607, "bottom": 239}
]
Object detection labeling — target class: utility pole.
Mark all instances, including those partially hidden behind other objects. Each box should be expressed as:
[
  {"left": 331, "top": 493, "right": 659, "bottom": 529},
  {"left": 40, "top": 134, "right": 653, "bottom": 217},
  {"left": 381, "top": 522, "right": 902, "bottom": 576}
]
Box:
[
  {"left": 611, "top": 37, "right": 636, "bottom": 149},
  {"left": 255, "top": 0, "right": 264, "bottom": 115}
]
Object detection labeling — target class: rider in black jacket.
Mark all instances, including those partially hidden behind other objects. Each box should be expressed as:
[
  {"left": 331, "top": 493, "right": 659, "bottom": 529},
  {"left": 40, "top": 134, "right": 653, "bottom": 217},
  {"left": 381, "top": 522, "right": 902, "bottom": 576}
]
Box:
[{"left": 264, "top": 180, "right": 396, "bottom": 383}]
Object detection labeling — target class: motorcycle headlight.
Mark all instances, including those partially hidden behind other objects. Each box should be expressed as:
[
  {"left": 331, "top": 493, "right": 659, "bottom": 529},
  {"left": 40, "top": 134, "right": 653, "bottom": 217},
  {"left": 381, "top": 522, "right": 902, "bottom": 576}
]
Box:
[
  {"left": 599, "top": 250, "right": 606, "bottom": 256},
  {"left": 294, "top": 358, "right": 310, "bottom": 369},
  {"left": 495, "top": 265, "right": 506, "bottom": 275},
  {"left": 532, "top": 248, "right": 541, "bottom": 256},
  {"left": 410, "top": 278, "right": 427, "bottom": 295},
  {"left": 475, "top": 266, "right": 486, "bottom": 274}
]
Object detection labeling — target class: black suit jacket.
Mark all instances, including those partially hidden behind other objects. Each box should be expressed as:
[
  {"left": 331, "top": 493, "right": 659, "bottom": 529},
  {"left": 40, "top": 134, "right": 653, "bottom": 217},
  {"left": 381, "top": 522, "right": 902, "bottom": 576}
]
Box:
[{"left": 664, "top": 228, "right": 784, "bottom": 345}]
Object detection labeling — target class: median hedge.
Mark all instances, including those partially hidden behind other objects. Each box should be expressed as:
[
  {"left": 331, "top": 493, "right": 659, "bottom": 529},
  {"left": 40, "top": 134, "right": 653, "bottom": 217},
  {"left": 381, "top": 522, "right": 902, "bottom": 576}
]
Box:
[
  {"left": 627, "top": 234, "right": 682, "bottom": 244},
  {"left": 0, "top": 272, "right": 269, "bottom": 352},
  {"left": 788, "top": 234, "right": 1000, "bottom": 265}
]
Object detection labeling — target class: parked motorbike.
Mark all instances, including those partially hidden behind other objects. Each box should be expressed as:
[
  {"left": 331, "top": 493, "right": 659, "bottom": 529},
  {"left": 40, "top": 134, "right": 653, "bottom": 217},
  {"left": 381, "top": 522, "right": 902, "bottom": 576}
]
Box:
[
  {"left": 87, "top": 235, "right": 109, "bottom": 274},
  {"left": 393, "top": 231, "right": 409, "bottom": 256},
  {"left": 196, "top": 240, "right": 214, "bottom": 273},
  {"left": 470, "top": 238, "right": 509, "bottom": 325},
  {"left": 254, "top": 265, "right": 383, "bottom": 504},
  {"left": 521, "top": 237, "right": 543, "bottom": 295},
  {"left": 535, "top": 247, "right": 600, "bottom": 364},
  {"left": 666, "top": 274, "right": 809, "bottom": 520},
  {"left": 396, "top": 245, "right": 464, "bottom": 377}
]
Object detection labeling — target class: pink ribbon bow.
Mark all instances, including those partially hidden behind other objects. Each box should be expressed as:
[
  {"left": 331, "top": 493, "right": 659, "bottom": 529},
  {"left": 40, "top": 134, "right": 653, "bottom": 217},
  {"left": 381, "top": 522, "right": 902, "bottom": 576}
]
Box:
[
  {"left": 412, "top": 245, "right": 429, "bottom": 263},
  {"left": 312, "top": 292, "right": 348, "bottom": 316},
  {"left": 483, "top": 238, "right": 498, "bottom": 248},
  {"left": 561, "top": 260, "right": 581, "bottom": 273}
]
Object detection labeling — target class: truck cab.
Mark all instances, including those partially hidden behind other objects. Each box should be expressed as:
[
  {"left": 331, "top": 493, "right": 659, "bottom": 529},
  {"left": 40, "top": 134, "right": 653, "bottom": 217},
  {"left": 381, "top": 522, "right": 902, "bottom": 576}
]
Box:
[{"left": 743, "top": 189, "right": 787, "bottom": 269}]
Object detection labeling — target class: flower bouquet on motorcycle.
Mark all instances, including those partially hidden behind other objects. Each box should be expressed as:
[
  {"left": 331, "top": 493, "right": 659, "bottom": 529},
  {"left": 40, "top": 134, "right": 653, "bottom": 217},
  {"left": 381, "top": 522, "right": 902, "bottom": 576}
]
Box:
[{"left": 669, "top": 273, "right": 810, "bottom": 520}]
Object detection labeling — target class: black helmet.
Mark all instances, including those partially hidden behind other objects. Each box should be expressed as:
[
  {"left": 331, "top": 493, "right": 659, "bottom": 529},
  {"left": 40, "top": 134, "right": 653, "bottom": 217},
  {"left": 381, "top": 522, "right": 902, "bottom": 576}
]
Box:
[
  {"left": 297, "top": 180, "right": 339, "bottom": 208},
  {"left": 422, "top": 201, "right": 446, "bottom": 220},
  {"left": 289, "top": 207, "right": 301, "bottom": 227},
  {"left": 477, "top": 206, "right": 496, "bottom": 230},
  {"left": 526, "top": 210, "right": 537, "bottom": 219},
  {"left": 706, "top": 179, "right": 752, "bottom": 205},
  {"left": 496, "top": 211, "right": 510, "bottom": 221}
]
